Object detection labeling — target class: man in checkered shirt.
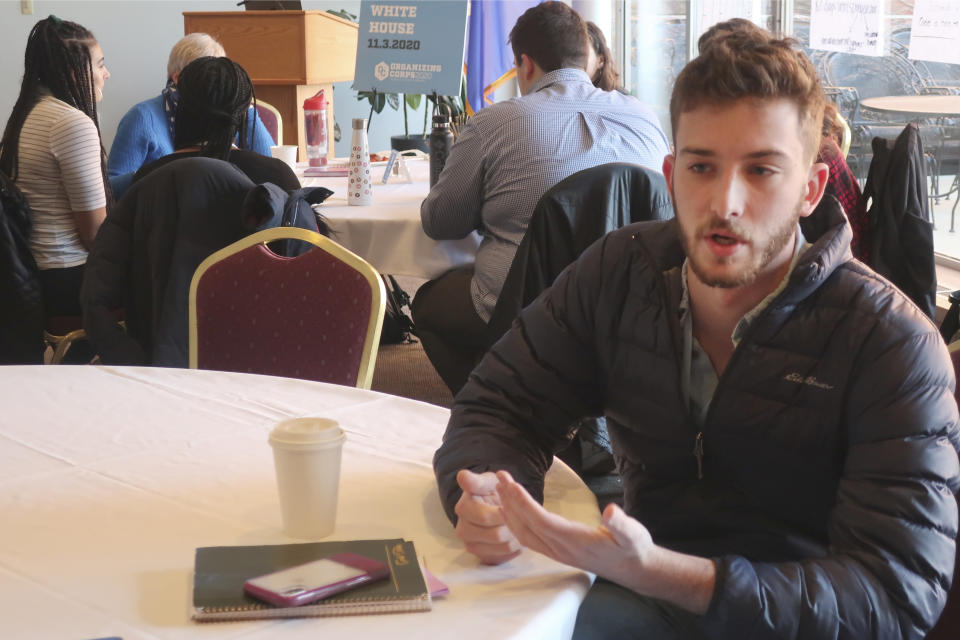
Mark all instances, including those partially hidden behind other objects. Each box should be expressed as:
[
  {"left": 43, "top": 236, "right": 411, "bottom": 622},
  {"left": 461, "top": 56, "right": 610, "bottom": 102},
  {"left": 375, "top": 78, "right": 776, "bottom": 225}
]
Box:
[{"left": 414, "top": 1, "right": 670, "bottom": 394}]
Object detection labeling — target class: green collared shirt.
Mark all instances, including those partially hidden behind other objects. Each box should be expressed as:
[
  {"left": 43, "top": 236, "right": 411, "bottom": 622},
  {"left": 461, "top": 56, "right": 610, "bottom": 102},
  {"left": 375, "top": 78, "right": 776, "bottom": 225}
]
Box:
[{"left": 678, "top": 227, "right": 810, "bottom": 426}]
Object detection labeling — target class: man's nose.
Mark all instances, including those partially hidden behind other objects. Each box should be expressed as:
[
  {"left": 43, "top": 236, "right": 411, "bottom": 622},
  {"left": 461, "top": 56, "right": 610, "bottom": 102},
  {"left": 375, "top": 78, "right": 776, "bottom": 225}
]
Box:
[{"left": 710, "top": 169, "right": 745, "bottom": 219}]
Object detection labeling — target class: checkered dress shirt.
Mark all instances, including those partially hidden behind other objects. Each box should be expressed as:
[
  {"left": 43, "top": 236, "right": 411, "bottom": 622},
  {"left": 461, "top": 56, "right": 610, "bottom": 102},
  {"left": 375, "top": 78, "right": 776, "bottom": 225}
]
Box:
[{"left": 420, "top": 68, "right": 671, "bottom": 321}]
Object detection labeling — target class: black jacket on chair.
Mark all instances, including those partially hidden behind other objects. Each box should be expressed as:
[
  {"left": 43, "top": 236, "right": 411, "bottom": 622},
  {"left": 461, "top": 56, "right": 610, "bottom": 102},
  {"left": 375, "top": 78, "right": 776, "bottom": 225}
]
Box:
[
  {"left": 486, "top": 162, "right": 673, "bottom": 345},
  {"left": 0, "top": 170, "right": 43, "bottom": 363},
  {"left": 863, "top": 123, "right": 937, "bottom": 319},
  {"left": 82, "top": 157, "right": 326, "bottom": 367}
]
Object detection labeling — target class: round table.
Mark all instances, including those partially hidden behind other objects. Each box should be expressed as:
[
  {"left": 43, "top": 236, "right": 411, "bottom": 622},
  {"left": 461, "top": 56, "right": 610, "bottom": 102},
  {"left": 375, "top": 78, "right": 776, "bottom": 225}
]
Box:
[
  {"left": 301, "top": 158, "right": 481, "bottom": 280},
  {"left": 0, "top": 365, "right": 600, "bottom": 639},
  {"left": 860, "top": 95, "right": 960, "bottom": 118}
]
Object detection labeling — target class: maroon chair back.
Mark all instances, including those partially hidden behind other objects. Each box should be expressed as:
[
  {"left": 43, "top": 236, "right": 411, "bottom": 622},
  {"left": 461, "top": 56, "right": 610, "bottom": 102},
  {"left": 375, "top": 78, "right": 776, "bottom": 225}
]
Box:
[
  {"left": 927, "top": 346, "right": 960, "bottom": 639},
  {"left": 255, "top": 102, "right": 280, "bottom": 146},
  {"left": 191, "top": 233, "right": 384, "bottom": 388}
]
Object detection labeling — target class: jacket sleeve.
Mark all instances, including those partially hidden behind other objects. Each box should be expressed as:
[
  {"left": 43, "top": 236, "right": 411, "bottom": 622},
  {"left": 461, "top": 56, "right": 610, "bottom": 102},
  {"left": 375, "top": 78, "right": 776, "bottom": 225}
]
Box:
[
  {"left": 420, "top": 116, "right": 485, "bottom": 240},
  {"left": 433, "top": 231, "right": 619, "bottom": 522},
  {"left": 701, "top": 321, "right": 960, "bottom": 640},
  {"left": 81, "top": 195, "right": 148, "bottom": 364},
  {"left": 108, "top": 104, "right": 156, "bottom": 178}
]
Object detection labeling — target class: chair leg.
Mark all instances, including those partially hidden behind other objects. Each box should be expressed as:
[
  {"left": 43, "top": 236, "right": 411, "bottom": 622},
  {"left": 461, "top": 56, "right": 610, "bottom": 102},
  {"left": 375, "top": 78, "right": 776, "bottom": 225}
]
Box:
[{"left": 46, "top": 329, "right": 88, "bottom": 365}]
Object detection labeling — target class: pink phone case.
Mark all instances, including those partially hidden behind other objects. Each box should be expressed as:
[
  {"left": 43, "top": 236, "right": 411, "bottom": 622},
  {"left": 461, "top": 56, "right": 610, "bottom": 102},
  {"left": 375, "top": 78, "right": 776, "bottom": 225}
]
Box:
[{"left": 243, "top": 552, "right": 390, "bottom": 607}]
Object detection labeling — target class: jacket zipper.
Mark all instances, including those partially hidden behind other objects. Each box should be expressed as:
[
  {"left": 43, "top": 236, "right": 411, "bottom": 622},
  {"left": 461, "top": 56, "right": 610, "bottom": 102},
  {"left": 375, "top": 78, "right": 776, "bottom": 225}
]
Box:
[
  {"left": 693, "top": 295, "right": 787, "bottom": 480},
  {"left": 693, "top": 431, "right": 704, "bottom": 479}
]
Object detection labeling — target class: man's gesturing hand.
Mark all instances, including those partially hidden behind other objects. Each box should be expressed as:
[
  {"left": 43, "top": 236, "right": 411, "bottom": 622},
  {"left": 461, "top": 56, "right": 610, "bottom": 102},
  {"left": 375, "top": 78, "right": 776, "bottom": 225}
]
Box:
[
  {"left": 495, "top": 470, "right": 715, "bottom": 614},
  {"left": 453, "top": 469, "right": 522, "bottom": 565},
  {"left": 494, "top": 470, "right": 652, "bottom": 579}
]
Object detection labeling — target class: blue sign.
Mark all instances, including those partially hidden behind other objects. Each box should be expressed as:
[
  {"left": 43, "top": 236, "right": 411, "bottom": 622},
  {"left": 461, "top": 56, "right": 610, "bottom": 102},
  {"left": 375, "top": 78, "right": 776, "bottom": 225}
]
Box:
[{"left": 353, "top": 0, "right": 469, "bottom": 96}]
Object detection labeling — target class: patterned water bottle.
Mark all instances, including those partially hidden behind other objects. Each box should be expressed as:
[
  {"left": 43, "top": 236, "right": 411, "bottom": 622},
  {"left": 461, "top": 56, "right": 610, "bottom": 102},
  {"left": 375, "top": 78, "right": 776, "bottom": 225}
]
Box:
[{"left": 348, "top": 118, "right": 372, "bottom": 206}]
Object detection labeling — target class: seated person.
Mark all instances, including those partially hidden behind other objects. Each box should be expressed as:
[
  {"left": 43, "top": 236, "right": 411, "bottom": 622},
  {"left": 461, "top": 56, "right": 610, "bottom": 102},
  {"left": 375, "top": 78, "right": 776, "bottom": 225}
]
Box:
[
  {"left": 817, "top": 102, "right": 868, "bottom": 261},
  {"left": 434, "top": 26, "right": 960, "bottom": 640},
  {"left": 414, "top": 1, "right": 671, "bottom": 395},
  {"left": 133, "top": 56, "right": 299, "bottom": 191},
  {"left": 108, "top": 32, "right": 274, "bottom": 192},
  {"left": 0, "top": 15, "right": 110, "bottom": 319},
  {"left": 585, "top": 21, "right": 621, "bottom": 92}
]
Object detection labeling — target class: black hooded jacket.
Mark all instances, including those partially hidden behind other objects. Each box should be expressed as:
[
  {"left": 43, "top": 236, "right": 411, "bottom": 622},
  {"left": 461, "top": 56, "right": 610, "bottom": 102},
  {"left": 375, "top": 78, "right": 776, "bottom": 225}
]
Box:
[{"left": 82, "top": 157, "right": 328, "bottom": 367}]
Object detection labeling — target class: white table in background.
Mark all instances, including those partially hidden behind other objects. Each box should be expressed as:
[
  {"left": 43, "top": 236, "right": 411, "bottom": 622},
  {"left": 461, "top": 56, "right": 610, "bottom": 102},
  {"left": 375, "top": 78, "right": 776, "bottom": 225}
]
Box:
[
  {"left": 301, "top": 158, "right": 481, "bottom": 280},
  {"left": 860, "top": 94, "right": 960, "bottom": 119},
  {"left": 0, "top": 365, "right": 600, "bottom": 640}
]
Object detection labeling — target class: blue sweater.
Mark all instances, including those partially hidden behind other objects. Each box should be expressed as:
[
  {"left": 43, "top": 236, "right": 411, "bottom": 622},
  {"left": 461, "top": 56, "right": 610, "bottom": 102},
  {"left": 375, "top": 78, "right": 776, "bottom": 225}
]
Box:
[{"left": 107, "top": 95, "right": 274, "bottom": 178}]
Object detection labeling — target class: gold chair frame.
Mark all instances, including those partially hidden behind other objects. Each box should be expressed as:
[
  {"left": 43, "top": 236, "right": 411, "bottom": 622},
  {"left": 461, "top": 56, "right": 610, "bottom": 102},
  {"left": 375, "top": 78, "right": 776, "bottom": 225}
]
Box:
[
  {"left": 188, "top": 227, "right": 386, "bottom": 389},
  {"left": 42, "top": 327, "right": 87, "bottom": 364}
]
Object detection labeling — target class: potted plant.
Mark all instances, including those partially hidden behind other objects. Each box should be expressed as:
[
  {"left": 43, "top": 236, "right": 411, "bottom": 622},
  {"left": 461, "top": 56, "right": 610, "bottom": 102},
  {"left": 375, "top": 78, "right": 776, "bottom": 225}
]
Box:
[
  {"left": 357, "top": 75, "right": 470, "bottom": 152},
  {"left": 357, "top": 91, "right": 429, "bottom": 152}
]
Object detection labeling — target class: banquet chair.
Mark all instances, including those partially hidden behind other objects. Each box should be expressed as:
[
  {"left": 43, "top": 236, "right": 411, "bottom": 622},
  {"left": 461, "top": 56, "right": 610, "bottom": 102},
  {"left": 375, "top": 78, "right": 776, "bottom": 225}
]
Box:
[
  {"left": 42, "top": 316, "right": 87, "bottom": 364},
  {"left": 255, "top": 99, "right": 283, "bottom": 146},
  {"left": 189, "top": 227, "right": 386, "bottom": 389},
  {"left": 44, "top": 309, "right": 127, "bottom": 364}
]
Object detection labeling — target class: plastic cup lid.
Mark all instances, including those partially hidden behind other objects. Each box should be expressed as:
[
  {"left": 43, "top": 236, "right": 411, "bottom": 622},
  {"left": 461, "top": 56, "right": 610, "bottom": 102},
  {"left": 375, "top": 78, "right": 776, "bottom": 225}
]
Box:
[{"left": 269, "top": 417, "right": 344, "bottom": 447}]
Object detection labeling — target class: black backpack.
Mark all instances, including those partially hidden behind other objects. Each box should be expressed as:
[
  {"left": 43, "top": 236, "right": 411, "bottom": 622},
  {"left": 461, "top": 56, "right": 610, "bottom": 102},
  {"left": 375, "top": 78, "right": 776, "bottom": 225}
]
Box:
[
  {"left": 380, "top": 274, "right": 415, "bottom": 345},
  {"left": 0, "top": 171, "right": 44, "bottom": 363}
]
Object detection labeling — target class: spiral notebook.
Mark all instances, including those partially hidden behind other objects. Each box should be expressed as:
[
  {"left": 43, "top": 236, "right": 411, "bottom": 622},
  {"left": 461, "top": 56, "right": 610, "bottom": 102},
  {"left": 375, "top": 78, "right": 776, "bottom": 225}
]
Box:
[{"left": 192, "top": 538, "right": 431, "bottom": 621}]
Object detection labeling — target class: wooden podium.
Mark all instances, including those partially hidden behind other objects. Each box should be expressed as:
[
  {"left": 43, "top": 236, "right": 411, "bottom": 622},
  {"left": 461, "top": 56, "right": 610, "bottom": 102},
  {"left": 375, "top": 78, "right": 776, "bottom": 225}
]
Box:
[{"left": 183, "top": 11, "right": 358, "bottom": 161}]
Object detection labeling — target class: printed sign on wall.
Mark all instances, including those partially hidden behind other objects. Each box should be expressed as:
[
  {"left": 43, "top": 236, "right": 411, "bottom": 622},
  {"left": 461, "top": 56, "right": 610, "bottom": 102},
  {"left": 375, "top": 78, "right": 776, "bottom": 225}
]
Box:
[
  {"left": 353, "top": 0, "right": 469, "bottom": 96},
  {"left": 909, "top": 0, "right": 960, "bottom": 65},
  {"left": 809, "top": 0, "right": 884, "bottom": 57},
  {"left": 694, "top": 0, "right": 762, "bottom": 54}
]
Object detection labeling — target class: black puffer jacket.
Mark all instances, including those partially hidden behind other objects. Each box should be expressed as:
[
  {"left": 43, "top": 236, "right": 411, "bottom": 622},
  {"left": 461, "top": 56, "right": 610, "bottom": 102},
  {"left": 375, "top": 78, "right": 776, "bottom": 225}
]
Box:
[
  {"left": 434, "top": 200, "right": 960, "bottom": 639},
  {"left": 82, "top": 157, "right": 327, "bottom": 367}
]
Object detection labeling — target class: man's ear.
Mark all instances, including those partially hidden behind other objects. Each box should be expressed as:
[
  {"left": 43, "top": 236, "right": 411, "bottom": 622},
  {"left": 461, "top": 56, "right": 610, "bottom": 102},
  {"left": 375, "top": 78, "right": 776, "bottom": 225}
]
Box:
[
  {"left": 798, "top": 161, "right": 830, "bottom": 219},
  {"left": 517, "top": 54, "right": 532, "bottom": 81},
  {"left": 662, "top": 153, "right": 676, "bottom": 200}
]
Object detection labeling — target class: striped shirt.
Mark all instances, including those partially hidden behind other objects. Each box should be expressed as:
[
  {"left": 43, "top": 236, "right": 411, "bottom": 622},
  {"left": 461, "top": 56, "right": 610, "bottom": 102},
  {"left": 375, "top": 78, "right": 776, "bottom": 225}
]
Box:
[
  {"left": 17, "top": 95, "right": 106, "bottom": 269},
  {"left": 421, "top": 68, "right": 671, "bottom": 321}
]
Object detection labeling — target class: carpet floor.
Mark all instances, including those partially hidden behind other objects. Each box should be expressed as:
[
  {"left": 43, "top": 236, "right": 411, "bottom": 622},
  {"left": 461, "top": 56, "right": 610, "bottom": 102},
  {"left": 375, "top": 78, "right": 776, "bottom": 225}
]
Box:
[{"left": 370, "top": 337, "right": 453, "bottom": 409}]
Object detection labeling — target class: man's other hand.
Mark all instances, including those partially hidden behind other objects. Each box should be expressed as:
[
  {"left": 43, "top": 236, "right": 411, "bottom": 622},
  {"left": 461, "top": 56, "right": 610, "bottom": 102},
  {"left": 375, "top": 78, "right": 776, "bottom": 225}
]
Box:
[{"left": 454, "top": 469, "right": 522, "bottom": 565}]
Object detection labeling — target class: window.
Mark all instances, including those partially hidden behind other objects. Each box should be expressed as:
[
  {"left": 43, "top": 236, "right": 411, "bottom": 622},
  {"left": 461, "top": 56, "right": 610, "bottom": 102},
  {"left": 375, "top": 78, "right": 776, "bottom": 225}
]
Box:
[{"left": 620, "top": 0, "right": 960, "bottom": 261}]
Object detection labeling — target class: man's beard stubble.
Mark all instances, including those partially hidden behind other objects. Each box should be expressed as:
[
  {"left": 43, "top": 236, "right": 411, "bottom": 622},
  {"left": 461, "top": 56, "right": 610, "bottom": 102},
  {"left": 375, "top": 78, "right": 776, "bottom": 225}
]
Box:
[{"left": 680, "top": 203, "right": 801, "bottom": 289}]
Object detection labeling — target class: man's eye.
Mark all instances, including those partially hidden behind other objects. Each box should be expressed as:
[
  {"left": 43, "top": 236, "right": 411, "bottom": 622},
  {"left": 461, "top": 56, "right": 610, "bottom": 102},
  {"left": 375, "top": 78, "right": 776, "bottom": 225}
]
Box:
[
  {"left": 749, "top": 166, "right": 775, "bottom": 176},
  {"left": 688, "top": 164, "right": 710, "bottom": 174}
]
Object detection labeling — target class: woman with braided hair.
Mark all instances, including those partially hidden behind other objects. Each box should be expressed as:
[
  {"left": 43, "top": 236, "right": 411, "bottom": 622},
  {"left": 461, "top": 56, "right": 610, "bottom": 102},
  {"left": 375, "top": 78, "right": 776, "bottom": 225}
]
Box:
[
  {"left": 107, "top": 33, "right": 274, "bottom": 186},
  {"left": 133, "top": 56, "right": 298, "bottom": 190},
  {"left": 0, "top": 15, "right": 110, "bottom": 318}
]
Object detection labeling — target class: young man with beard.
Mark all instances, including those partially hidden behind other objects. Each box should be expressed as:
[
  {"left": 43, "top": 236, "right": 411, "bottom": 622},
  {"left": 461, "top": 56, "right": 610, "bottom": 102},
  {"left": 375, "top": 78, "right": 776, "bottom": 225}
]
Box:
[{"left": 433, "top": 28, "right": 960, "bottom": 639}]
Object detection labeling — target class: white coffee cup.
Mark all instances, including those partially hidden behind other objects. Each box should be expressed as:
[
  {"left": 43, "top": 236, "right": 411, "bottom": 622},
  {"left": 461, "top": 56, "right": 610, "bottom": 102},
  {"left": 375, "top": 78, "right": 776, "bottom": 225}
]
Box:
[
  {"left": 269, "top": 144, "right": 298, "bottom": 171},
  {"left": 269, "top": 417, "right": 346, "bottom": 539}
]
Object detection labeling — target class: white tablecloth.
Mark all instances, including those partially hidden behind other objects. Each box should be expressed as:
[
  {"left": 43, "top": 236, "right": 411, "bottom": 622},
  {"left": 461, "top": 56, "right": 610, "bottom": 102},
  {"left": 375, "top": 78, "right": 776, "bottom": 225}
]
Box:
[
  {"left": 301, "top": 159, "right": 481, "bottom": 280},
  {"left": 0, "top": 366, "right": 600, "bottom": 639}
]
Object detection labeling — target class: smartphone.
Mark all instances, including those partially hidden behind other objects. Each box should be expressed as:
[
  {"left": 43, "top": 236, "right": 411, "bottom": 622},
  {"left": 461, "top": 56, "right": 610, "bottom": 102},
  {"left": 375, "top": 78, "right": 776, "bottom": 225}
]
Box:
[{"left": 243, "top": 553, "right": 390, "bottom": 607}]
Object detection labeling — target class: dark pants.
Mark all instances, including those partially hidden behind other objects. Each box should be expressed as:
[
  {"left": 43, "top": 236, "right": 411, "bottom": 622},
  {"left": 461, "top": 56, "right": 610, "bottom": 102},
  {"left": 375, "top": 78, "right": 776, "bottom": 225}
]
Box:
[
  {"left": 38, "top": 265, "right": 85, "bottom": 317},
  {"left": 38, "top": 264, "right": 94, "bottom": 363},
  {"left": 411, "top": 266, "right": 489, "bottom": 395},
  {"left": 573, "top": 579, "right": 706, "bottom": 640}
]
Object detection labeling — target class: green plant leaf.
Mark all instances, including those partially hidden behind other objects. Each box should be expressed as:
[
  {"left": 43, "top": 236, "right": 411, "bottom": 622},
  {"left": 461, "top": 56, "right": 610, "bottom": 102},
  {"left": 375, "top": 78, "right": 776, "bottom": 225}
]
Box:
[
  {"left": 325, "top": 9, "right": 357, "bottom": 22},
  {"left": 405, "top": 94, "right": 422, "bottom": 110},
  {"left": 385, "top": 93, "right": 400, "bottom": 110}
]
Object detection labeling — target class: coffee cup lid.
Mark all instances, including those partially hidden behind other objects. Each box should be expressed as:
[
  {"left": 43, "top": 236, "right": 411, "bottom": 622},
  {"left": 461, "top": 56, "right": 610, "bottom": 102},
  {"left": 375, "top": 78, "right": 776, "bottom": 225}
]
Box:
[{"left": 269, "top": 417, "right": 344, "bottom": 447}]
